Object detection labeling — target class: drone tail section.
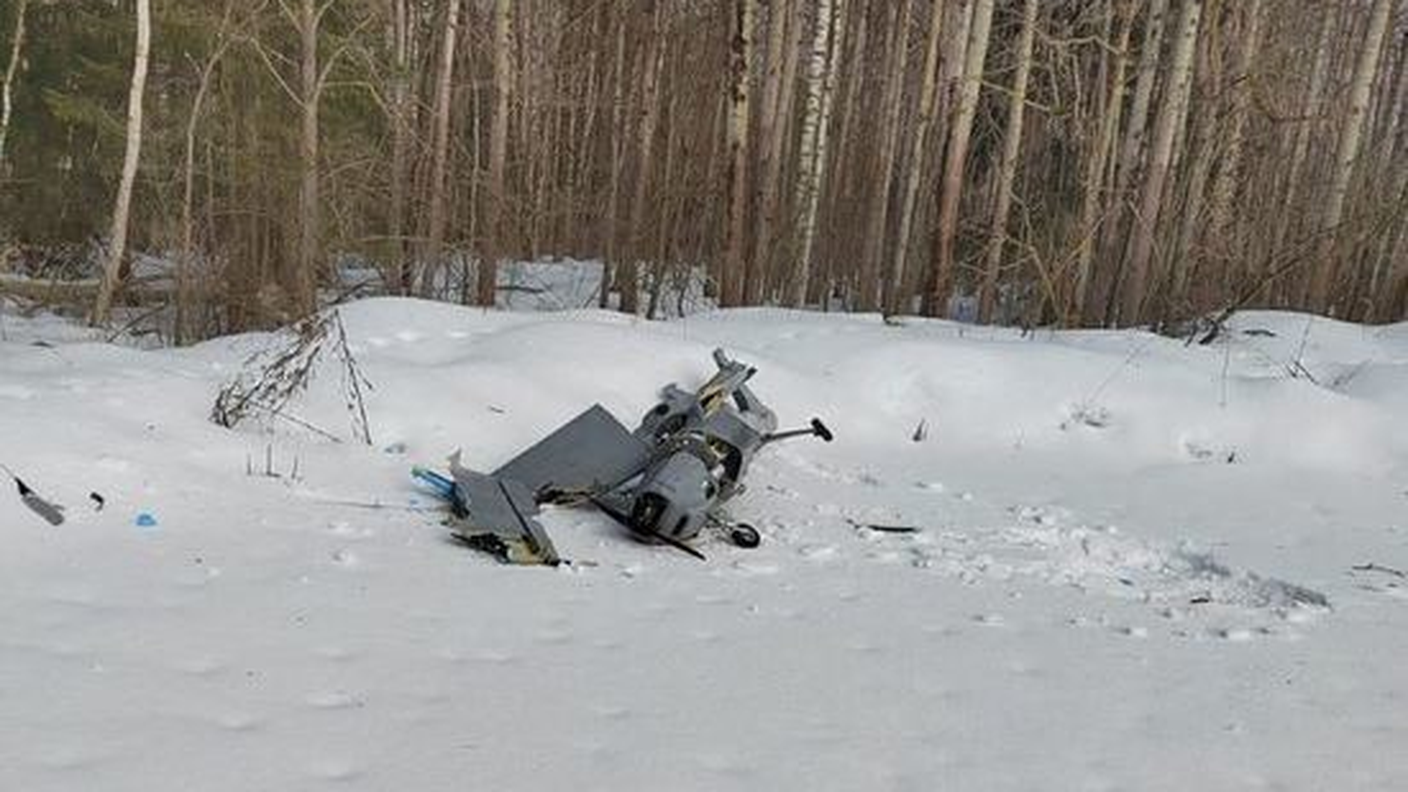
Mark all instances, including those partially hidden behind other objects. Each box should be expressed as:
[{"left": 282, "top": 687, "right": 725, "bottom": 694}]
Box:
[{"left": 445, "top": 458, "right": 561, "bottom": 566}]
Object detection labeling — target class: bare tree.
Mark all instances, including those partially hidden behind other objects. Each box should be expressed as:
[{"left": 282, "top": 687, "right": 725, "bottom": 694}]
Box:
[
  {"left": 887, "top": 0, "right": 945, "bottom": 315},
  {"left": 1075, "top": 0, "right": 1135, "bottom": 324},
  {"left": 1119, "top": 0, "right": 1201, "bottom": 325},
  {"left": 1307, "top": 0, "right": 1395, "bottom": 313},
  {"left": 721, "top": 0, "right": 756, "bottom": 307},
  {"left": 793, "top": 0, "right": 844, "bottom": 307},
  {"left": 388, "top": 0, "right": 413, "bottom": 294},
  {"left": 860, "top": 0, "right": 912, "bottom": 311},
  {"left": 624, "top": 2, "right": 667, "bottom": 315},
  {"left": 177, "top": 1, "right": 240, "bottom": 343},
  {"left": 928, "top": 0, "right": 995, "bottom": 317},
  {"left": 751, "top": 0, "right": 803, "bottom": 304},
  {"left": 1273, "top": 6, "right": 1336, "bottom": 267},
  {"left": 424, "top": 0, "right": 462, "bottom": 294},
  {"left": 479, "top": 0, "right": 513, "bottom": 308},
  {"left": 92, "top": 0, "right": 151, "bottom": 326},
  {"left": 599, "top": 9, "right": 627, "bottom": 308},
  {"left": 978, "top": 0, "right": 1038, "bottom": 324},
  {"left": 0, "top": 0, "right": 27, "bottom": 171},
  {"left": 293, "top": 0, "right": 324, "bottom": 316}
]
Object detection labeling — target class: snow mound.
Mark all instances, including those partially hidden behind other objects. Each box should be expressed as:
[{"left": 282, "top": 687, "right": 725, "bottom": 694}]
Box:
[{"left": 3, "top": 297, "right": 1408, "bottom": 791}]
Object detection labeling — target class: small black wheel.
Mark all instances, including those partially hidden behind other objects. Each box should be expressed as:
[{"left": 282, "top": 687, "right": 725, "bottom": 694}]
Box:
[{"left": 729, "top": 523, "right": 761, "bottom": 549}]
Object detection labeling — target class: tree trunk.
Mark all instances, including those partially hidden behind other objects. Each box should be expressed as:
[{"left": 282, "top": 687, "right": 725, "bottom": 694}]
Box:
[
  {"left": 178, "top": 3, "right": 236, "bottom": 344},
  {"left": 389, "top": 0, "right": 412, "bottom": 294},
  {"left": 1100, "top": 0, "right": 1170, "bottom": 273},
  {"left": 1270, "top": 5, "right": 1334, "bottom": 292},
  {"left": 1204, "top": 0, "right": 1264, "bottom": 282},
  {"left": 91, "top": 0, "right": 151, "bottom": 326},
  {"left": 927, "top": 0, "right": 995, "bottom": 317},
  {"left": 480, "top": 0, "right": 513, "bottom": 308},
  {"left": 887, "top": 0, "right": 945, "bottom": 315},
  {"left": 624, "top": 4, "right": 666, "bottom": 315},
  {"left": 1075, "top": 0, "right": 1134, "bottom": 325},
  {"left": 748, "top": 0, "right": 790, "bottom": 304},
  {"left": 0, "top": 0, "right": 27, "bottom": 171},
  {"left": 1118, "top": 0, "right": 1200, "bottom": 326},
  {"left": 978, "top": 0, "right": 1038, "bottom": 324},
  {"left": 599, "top": 12, "right": 627, "bottom": 308},
  {"left": 1170, "top": 12, "right": 1220, "bottom": 306},
  {"left": 793, "top": 0, "right": 844, "bottom": 308},
  {"left": 1306, "top": 0, "right": 1394, "bottom": 314},
  {"left": 721, "top": 0, "right": 756, "bottom": 307},
  {"left": 860, "top": 0, "right": 912, "bottom": 312},
  {"left": 821, "top": 0, "right": 869, "bottom": 305},
  {"left": 424, "top": 0, "right": 461, "bottom": 295},
  {"left": 294, "top": 0, "right": 321, "bottom": 316}
]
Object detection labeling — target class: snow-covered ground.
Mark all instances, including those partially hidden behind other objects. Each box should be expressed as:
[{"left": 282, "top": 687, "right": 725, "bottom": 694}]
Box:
[{"left": 2, "top": 298, "right": 1407, "bottom": 791}]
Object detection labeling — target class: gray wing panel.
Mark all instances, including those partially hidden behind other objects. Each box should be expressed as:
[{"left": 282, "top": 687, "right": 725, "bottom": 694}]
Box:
[
  {"left": 448, "top": 465, "right": 560, "bottom": 565},
  {"left": 493, "top": 404, "right": 651, "bottom": 496}
]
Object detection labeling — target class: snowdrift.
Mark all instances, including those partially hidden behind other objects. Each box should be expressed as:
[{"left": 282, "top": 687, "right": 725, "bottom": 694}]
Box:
[{"left": 2, "top": 299, "right": 1407, "bottom": 791}]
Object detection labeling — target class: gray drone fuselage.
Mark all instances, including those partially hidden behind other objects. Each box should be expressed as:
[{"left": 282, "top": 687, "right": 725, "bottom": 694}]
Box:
[{"left": 446, "top": 348, "right": 826, "bottom": 563}]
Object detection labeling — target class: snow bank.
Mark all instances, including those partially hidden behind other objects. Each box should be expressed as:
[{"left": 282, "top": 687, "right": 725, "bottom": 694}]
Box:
[{"left": 3, "top": 298, "right": 1407, "bottom": 791}]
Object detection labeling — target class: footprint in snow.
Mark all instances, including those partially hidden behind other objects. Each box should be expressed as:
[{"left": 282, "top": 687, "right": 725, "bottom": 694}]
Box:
[
  {"left": 306, "top": 690, "right": 364, "bottom": 710},
  {"left": 313, "top": 645, "right": 358, "bottom": 662},
  {"left": 0, "top": 384, "right": 35, "bottom": 400},
  {"left": 214, "top": 712, "right": 264, "bottom": 732},
  {"left": 169, "top": 655, "right": 227, "bottom": 677},
  {"left": 532, "top": 628, "right": 574, "bottom": 646},
  {"left": 306, "top": 759, "right": 362, "bottom": 781}
]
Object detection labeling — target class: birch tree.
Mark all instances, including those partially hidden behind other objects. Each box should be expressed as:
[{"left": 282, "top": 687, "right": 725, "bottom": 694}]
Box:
[
  {"left": 860, "top": 0, "right": 912, "bottom": 311},
  {"left": 1075, "top": 0, "right": 1135, "bottom": 324},
  {"left": 423, "top": 0, "right": 461, "bottom": 294},
  {"left": 928, "top": 0, "right": 995, "bottom": 317},
  {"left": 1307, "top": 0, "right": 1395, "bottom": 313},
  {"left": 624, "top": 3, "right": 667, "bottom": 315},
  {"left": 793, "top": 0, "right": 843, "bottom": 307},
  {"left": 1100, "top": 0, "right": 1169, "bottom": 271},
  {"left": 0, "top": 0, "right": 27, "bottom": 171},
  {"left": 92, "top": 0, "right": 151, "bottom": 326},
  {"left": 978, "top": 0, "right": 1037, "bottom": 324},
  {"left": 388, "top": 0, "right": 412, "bottom": 293},
  {"left": 887, "top": 0, "right": 944, "bottom": 315},
  {"left": 1119, "top": 0, "right": 1200, "bottom": 325},
  {"left": 721, "top": 0, "right": 755, "bottom": 307},
  {"left": 479, "top": 0, "right": 513, "bottom": 308}
]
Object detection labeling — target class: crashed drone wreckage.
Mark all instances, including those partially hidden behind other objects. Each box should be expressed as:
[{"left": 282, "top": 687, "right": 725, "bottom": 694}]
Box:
[{"left": 414, "top": 348, "right": 833, "bottom": 565}]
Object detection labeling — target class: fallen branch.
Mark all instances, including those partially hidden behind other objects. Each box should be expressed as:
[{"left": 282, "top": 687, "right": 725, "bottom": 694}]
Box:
[
  {"left": 846, "top": 518, "right": 920, "bottom": 534},
  {"left": 1352, "top": 562, "right": 1406, "bottom": 579}
]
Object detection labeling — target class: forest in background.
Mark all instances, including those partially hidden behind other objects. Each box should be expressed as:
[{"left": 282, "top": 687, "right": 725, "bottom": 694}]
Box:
[{"left": 1, "top": 0, "right": 1407, "bottom": 341}]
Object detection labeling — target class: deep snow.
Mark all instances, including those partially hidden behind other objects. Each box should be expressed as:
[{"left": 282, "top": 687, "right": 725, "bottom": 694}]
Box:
[{"left": 2, "top": 298, "right": 1407, "bottom": 791}]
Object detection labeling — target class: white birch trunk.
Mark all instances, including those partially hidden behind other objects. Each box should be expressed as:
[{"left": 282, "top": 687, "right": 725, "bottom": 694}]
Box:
[
  {"left": 424, "top": 0, "right": 461, "bottom": 290},
  {"left": 1119, "top": 0, "right": 1200, "bottom": 325},
  {"left": 928, "top": 0, "right": 995, "bottom": 317},
  {"left": 0, "top": 0, "right": 27, "bottom": 170},
  {"left": 479, "top": 0, "right": 512, "bottom": 307},
  {"left": 721, "top": 0, "right": 755, "bottom": 307},
  {"left": 1307, "top": 0, "right": 1395, "bottom": 312},
  {"left": 92, "top": 0, "right": 151, "bottom": 326},
  {"left": 793, "top": 0, "right": 843, "bottom": 307}
]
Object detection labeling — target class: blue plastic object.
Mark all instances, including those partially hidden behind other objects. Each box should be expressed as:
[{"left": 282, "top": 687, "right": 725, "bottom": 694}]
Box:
[
  {"left": 135, "top": 512, "right": 158, "bottom": 529},
  {"left": 412, "top": 467, "right": 456, "bottom": 501}
]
